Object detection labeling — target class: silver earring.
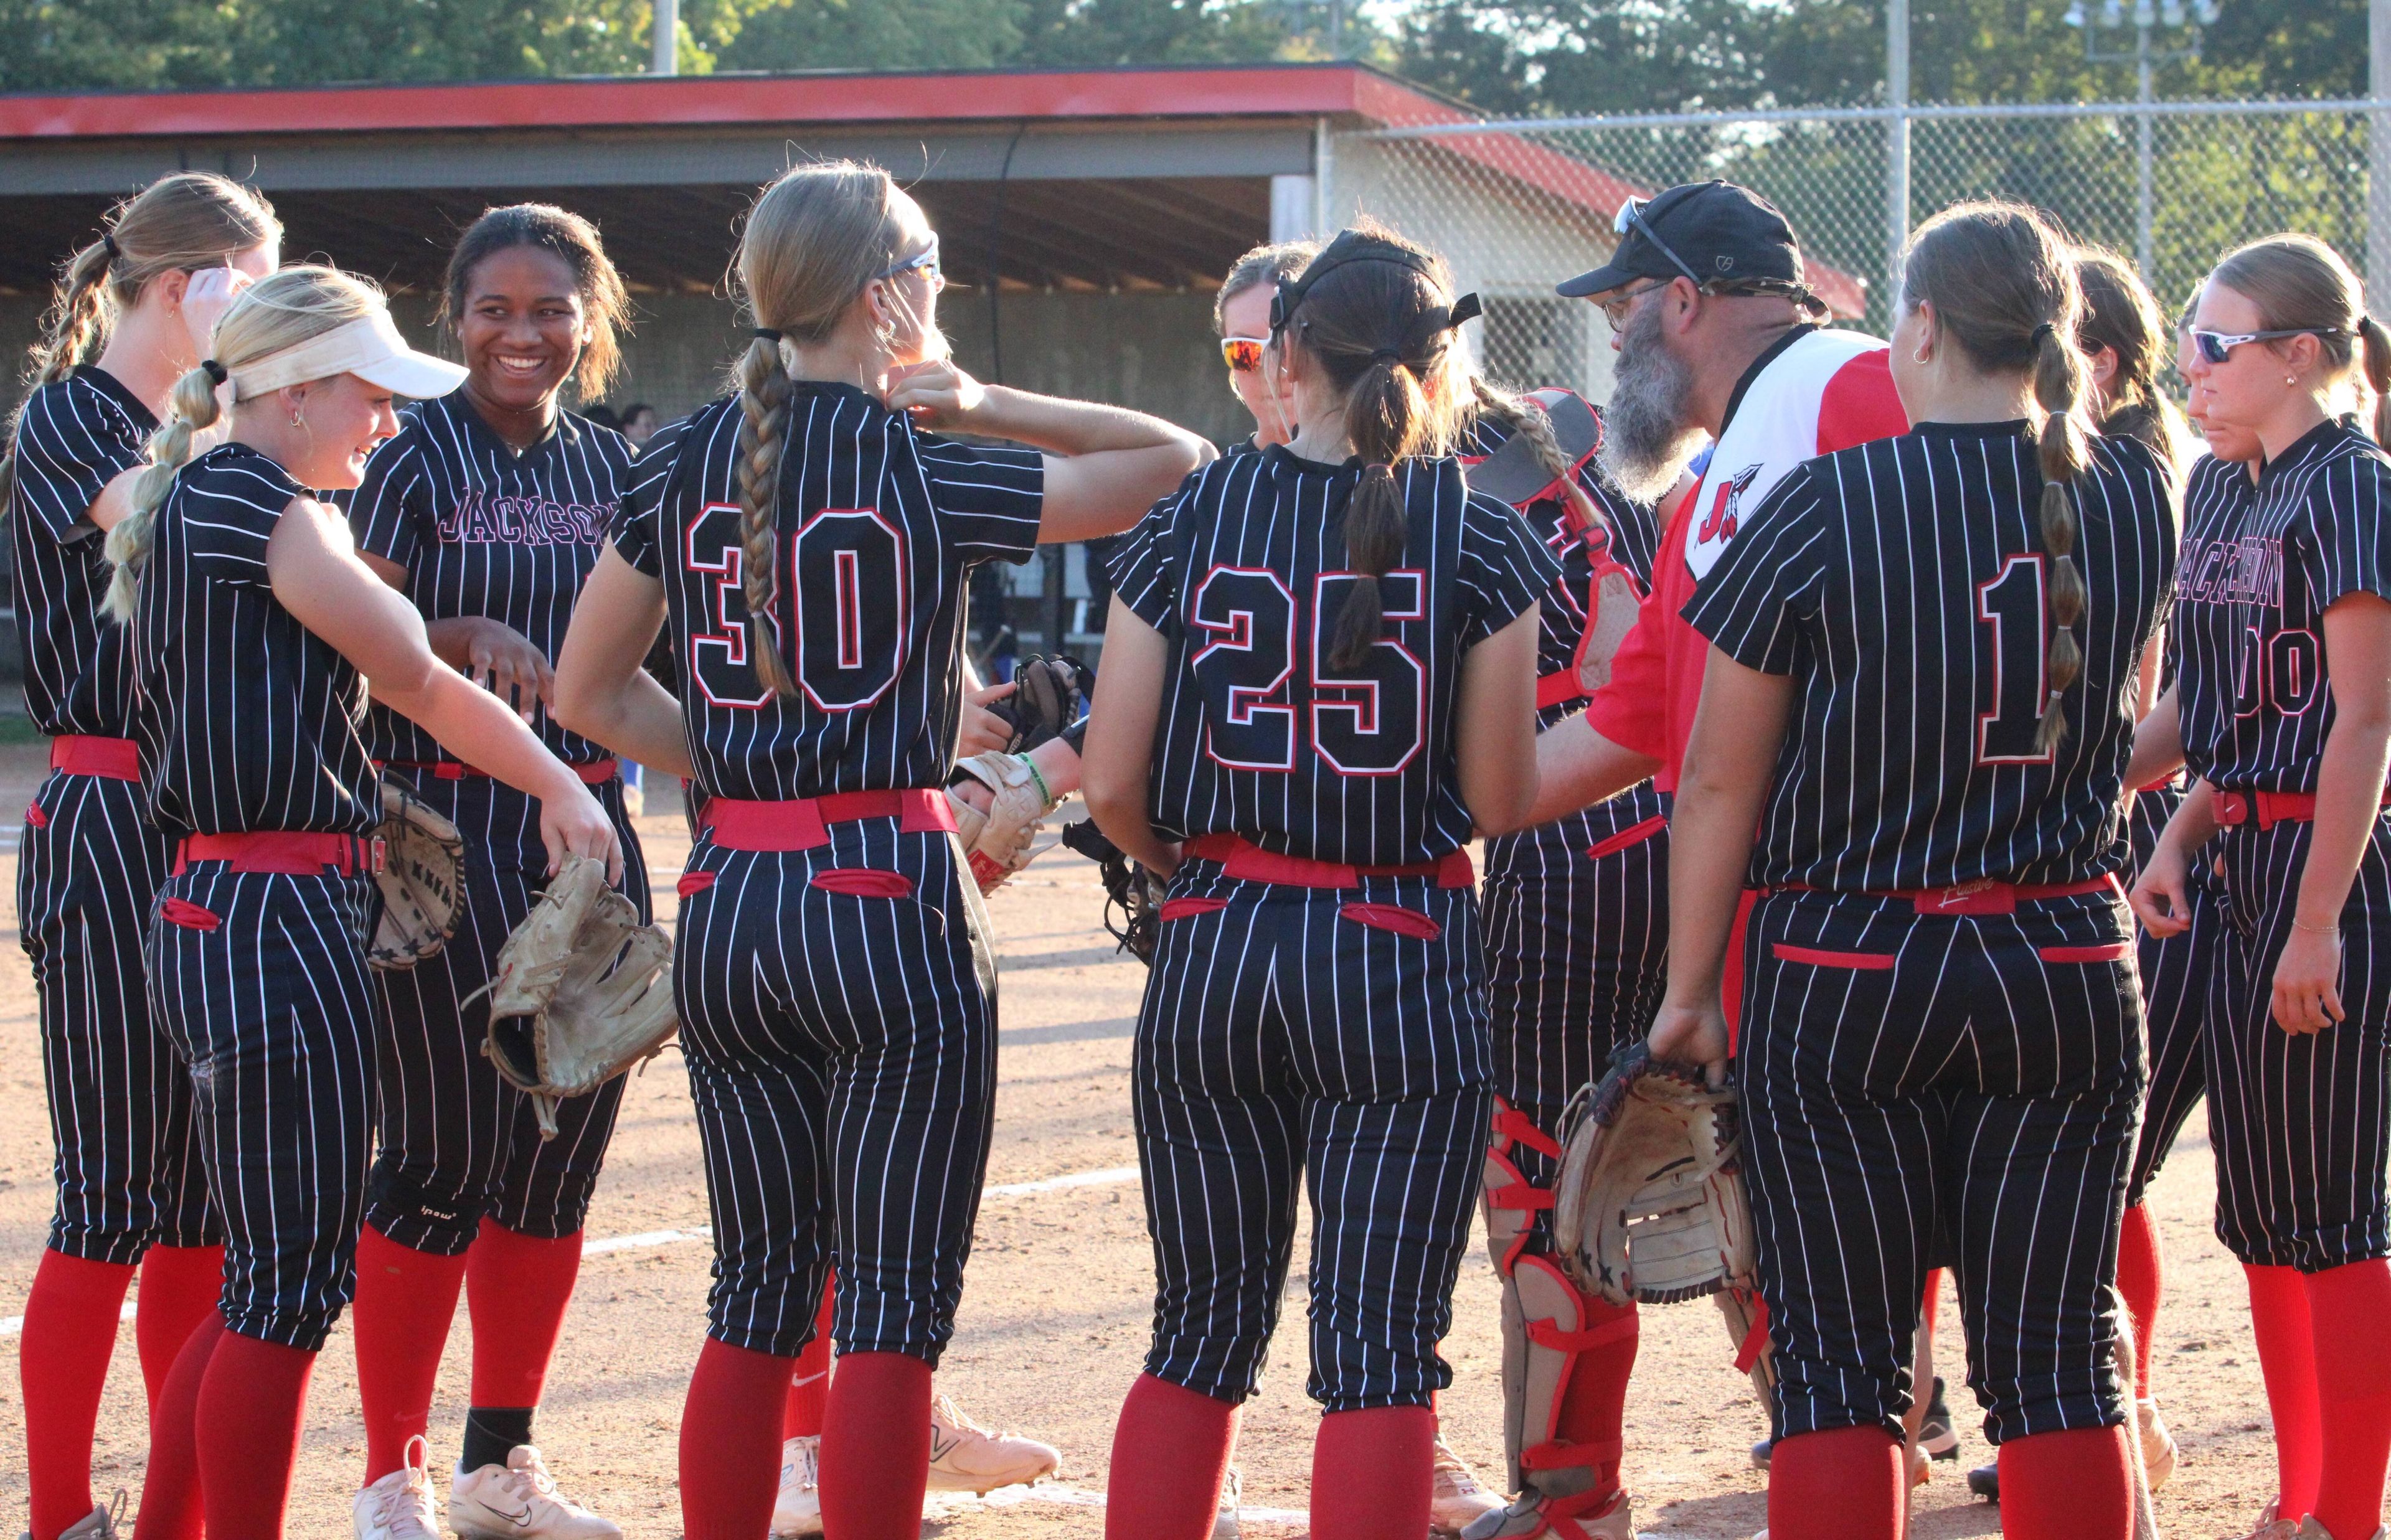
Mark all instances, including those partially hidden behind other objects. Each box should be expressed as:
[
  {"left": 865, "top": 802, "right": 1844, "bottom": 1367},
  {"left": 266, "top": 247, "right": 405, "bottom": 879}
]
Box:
[{"left": 291, "top": 410, "right": 304, "bottom": 428}]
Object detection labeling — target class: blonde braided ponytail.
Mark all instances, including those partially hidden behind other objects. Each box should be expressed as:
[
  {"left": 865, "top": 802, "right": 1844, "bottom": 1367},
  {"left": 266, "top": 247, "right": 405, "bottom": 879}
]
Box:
[
  {"left": 735, "top": 332, "right": 798, "bottom": 695},
  {"left": 1469, "top": 375, "right": 1608, "bottom": 537}
]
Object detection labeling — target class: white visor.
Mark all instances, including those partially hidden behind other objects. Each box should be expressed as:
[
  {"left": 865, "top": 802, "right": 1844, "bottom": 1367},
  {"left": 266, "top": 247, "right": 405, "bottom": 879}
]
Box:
[{"left": 230, "top": 311, "right": 468, "bottom": 402}]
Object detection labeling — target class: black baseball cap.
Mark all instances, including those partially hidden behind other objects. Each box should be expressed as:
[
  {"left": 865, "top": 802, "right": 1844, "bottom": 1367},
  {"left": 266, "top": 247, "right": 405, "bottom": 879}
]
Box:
[{"left": 1557, "top": 180, "right": 1813, "bottom": 303}]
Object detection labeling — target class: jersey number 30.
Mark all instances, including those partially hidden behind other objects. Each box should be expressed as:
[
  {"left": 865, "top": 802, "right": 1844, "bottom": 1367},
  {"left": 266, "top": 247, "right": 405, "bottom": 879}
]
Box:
[
  {"left": 1189, "top": 567, "right": 1425, "bottom": 776},
  {"left": 684, "top": 502, "right": 907, "bottom": 711}
]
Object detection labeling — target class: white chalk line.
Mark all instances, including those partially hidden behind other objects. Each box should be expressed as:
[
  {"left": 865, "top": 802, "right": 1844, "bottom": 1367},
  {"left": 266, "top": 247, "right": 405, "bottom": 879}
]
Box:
[{"left": 1, "top": 1164, "right": 1143, "bottom": 1338}]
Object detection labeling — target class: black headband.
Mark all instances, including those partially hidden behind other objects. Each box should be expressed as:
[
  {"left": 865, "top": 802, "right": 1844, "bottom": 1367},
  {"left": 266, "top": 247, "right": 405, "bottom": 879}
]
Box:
[
  {"left": 101, "top": 233, "right": 121, "bottom": 261},
  {"left": 1269, "top": 232, "right": 1483, "bottom": 339},
  {"left": 752, "top": 327, "right": 783, "bottom": 344},
  {"left": 200, "top": 359, "right": 228, "bottom": 385},
  {"left": 2030, "top": 321, "right": 2055, "bottom": 347}
]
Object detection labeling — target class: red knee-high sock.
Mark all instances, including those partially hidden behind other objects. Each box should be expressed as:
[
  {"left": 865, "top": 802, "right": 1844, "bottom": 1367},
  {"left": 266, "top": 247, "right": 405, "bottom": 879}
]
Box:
[
  {"left": 352, "top": 1223, "right": 468, "bottom": 1483},
  {"left": 1311, "top": 1405, "right": 1435, "bottom": 1540},
  {"left": 2250, "top": 1262, "right": 2324, "bottom": 1519},
  {"left": 2306, "top": 1259, "right": 2391, "bottom": 1540},
  {"left": 195, "top": 1331, "right": 317, "bottom": 1540},
  {"left": 681, "top": 1337, "right": 798, "bottom": 1540},
  {"left": 21, "top": 1250, "right": 134, "bottom": 1540},
  {"left": 1921, "top": 1269, "right": 1941, "bottom": 1335},
  {"left": 1103, "top": 1374, "right": 1240, "bottom": 1540},
  {"left": 1996, "top": 1425, "right": 2132, "bottom": 1540},
  {"left": 819, "top": 1351, "right": 934, "bottom": 1540},
  {"left": 1552, "top": 1297, "right": 1639, "bottom": 1503},
  {"left": 133, "top": 1313, "right": 225, "bottom": 1540},
  {"left": 2117, "top": 1206, "right": 2161, "bottom": 1400},
  {"left": 134, "top": 1246, "right": 224, "bottom": 1418},
  {"left": 1767, "top": 1426, "right": 1902, "bottom": 1540},
  {"left": 784, "top": 1274, "right": 837, "bottom": 1441},
  {"left": 466, "top": 1219, "right": 584, "bottom": 1410}
]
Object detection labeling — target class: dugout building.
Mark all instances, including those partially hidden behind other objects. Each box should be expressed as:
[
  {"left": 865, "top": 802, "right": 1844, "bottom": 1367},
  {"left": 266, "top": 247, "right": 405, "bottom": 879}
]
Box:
[{"left": 0, "top": 61, "right": 1860, "bottom": 657}]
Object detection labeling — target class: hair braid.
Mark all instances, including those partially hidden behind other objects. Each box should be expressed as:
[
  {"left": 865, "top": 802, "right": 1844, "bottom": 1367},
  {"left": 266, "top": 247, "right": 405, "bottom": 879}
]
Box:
[
  {"left": 2032, "top": 325, "right": 2092, "bottom": 753},
  {"left": 1469, "top": 376, "right": 1608, "bottom": 537},
  {"left": 0, "top": 241, "right": 118, "bottom": 510},
  {"left": 735, "top": 333, "right": 798, "bottom": 695},
  {"left": 105, "top": 364, "right": 223, "bottom": 622}
]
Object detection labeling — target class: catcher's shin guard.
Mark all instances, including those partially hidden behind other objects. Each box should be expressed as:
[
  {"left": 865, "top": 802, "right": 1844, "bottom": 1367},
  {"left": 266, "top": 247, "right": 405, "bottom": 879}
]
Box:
[
  {"left": 1483, "top": 1099, "right": 1561, "bottom": 1275},
  {"left": 1501, "top": 1256, "right": 1636, "bottom": 1506},
  {"left": 1715, "top": 1285, "right": 1777, "bottom": 1404}
]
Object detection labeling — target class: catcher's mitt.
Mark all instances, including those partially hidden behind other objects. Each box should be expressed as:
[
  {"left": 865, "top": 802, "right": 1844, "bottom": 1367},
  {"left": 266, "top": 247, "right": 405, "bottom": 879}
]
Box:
[
  {"left": 1060, "top": 817, "right": 1164, "bottom": 965},
  {"left": 471, "top": 855, "right": 678, "bottom": 1140},
  {"left": 1551, "top": 1044, "right": 1756, "bottom": 1306},
  {"left": 370, "top": 779, "right": 466, "bottom": 970},
  {"left": 946, "top": 750, "right": 1061, "bottom": 894},
  {"left": 989, "top": 654, "right": 1091, "bottom": 754}
]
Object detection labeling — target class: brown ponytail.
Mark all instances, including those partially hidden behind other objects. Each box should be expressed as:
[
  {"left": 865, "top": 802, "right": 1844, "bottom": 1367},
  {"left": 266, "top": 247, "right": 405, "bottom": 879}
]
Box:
[
  {"left": 730, "top": 161, "right": 910, "bottom": 697},
  {"left": 2074, "top": 244, "right": 2191, "bottom": 472},
  {"left": 1276, "top": 223, "right": 1471, "bottom": 671},
  {"left": 3, "top": 172, "right": 279, "bottom": 509},
  {"left": 1898, "top": 200, "right": 2092, "bottom": 752},
  {"left": 2359, "top": 315, "right": 2391, "bottom": 448}
]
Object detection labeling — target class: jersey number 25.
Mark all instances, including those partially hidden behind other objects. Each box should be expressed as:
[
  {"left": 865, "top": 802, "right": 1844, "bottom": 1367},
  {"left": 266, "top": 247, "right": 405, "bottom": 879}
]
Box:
[{"left": 1189, "top": 567, "right": 1425, "bottom": 776}]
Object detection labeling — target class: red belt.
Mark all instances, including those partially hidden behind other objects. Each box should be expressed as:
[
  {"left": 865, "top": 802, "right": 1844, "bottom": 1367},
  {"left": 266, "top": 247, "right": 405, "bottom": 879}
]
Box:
[
  {"left": 50, "top": 735, "right": 140, "bottom": 781},
  {"left": 2214, "top": 787, "right": 2391, "bottom": 830},
  {"left": 1183, "top": 833, "right": 1475, "bottom": 890},
  {"left": 1536, "top": 670, "right": 1585, "bottom": 710},
  {"left": 174, "top": 830, "right": 384, "bottom": 878},
  {"left": 382, "top": 759, "right": 618, "bottom": 784},
  {"left": 1771, "top": 873, "right": 2119, "bottom": 917},
  {"left": 699, "top": 789, "right": 956, "bottom": 852}
]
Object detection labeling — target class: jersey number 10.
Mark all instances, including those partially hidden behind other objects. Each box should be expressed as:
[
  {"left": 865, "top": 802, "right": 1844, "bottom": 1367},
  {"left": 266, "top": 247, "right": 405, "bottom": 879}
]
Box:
[
  {"left": 1190, "top": 566, "right": 1427, "bottom": 776},
  {"left": 684, "top": 503, "right": 907, "bottom": 711}
]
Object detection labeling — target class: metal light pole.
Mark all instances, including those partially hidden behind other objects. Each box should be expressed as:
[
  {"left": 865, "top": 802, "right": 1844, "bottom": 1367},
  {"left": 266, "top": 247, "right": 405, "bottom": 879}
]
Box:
[
  {"left": 653, "top": 0, "right": 679, "bottom": 75},
  {"left": 1888, "top": 0, "right": 1910, "bottom": 278},
  {"left": 2372, "top": 0, "right": 2391, "bottom": 306},
  {"left": 2063, "top": 0, "right": 2219, "bottom": 284}
]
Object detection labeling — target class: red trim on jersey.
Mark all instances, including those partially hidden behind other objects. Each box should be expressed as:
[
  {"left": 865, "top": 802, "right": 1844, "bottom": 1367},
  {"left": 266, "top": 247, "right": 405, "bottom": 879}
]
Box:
[
  {"left": 1159, "top": 896, "right": 1230, "bottom": 921},
  {"left": 1338, "top": 901, "right": 1443, "bottom": 941},
  {"left": 810, "top": 868, "right": 915, "bottom": 899},
  {"left": 2040, "top": 942, "right": 2133, "bottom": 964},
  {"left": 1773, "top": 942, "right": 1897, "bottom": 970}
]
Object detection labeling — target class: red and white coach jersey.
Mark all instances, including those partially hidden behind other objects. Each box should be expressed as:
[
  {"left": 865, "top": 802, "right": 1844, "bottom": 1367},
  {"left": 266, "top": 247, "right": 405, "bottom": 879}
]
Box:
[{"left": 1584, "top": 326, "right": 1909, "bottom": 790}]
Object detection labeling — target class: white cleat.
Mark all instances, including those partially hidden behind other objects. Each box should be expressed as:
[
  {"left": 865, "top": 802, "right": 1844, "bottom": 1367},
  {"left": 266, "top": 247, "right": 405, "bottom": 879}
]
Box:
[
  {"left": 772, "top": 1435, "right": 823, "bottom": 1537},
  {"left": 355, "top": 1436, "right": 442, "bottom": 1540},
  {"left": 2136, "top": 1397, "right": 2178, "bottom": 1492},
  {"left": 1430, "top": 1439, "right": 1504, "bottom": 1534},
  {"left": 1461, "top": 1488, "right": 1634, "bottom": 1539},
  {"left": 447, "top": 1445, "right": 621, "bottom": 1539},
  {"left": 26, "top": 1490, "right": 126, "bottom": 1540},
  {"left": 925, "top": 1392, "right": 1062, "bottom": 1493},
  {"left": 1214, "top": 1465, "right": 1243, "bottom": 1539}
]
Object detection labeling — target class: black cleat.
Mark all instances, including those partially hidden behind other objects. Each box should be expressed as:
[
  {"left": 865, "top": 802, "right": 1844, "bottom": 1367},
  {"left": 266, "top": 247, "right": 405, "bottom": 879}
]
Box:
[{"left": 1966, "top": 1462, "right": 1999, "bottom": 1503}]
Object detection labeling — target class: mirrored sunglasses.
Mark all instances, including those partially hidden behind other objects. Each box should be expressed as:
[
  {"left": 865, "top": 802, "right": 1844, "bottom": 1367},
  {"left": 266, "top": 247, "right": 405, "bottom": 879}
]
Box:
[
  {"left": 2191, "top": 326, "right": 2344, "bottom": 365},
  {"left": 1221, "top": 336, "right": 1268, "bottom": 373}
]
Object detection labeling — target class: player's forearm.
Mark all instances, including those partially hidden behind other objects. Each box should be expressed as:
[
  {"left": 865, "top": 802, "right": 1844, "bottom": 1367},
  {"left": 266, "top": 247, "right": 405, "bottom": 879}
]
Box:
[
  {"left": 2296, "top": 707, "right": 2391, "bottom": 931},
  {"left": 1524, "top": 713, "right": 1662, "bottom": 827},
  {"left": 2122, "top": 686, "right": 2185, "bottom": 790},
  {"left": 1026, "top": 737, "right": 1082, "bottom": 799},
  {"left": 976, "top": 387, "right": 1212, "bottom": 459},
  {"left": 380, "top": 669, "right": 597, "bottom": 807},
  {"left": 1658, "top": 762, "right": 1766, "bottom": 1010}
]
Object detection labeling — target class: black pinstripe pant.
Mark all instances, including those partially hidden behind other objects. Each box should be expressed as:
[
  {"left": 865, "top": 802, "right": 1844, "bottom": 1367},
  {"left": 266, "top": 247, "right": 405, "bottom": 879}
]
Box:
[
  {"left": 2207, "top": 815, "right": 2391, "bottom": 1272},
  {"left": 22, "top": 769, "right": 218, "bottom": 1264},
  {"left": 146, "top": 864, "right": 381, "bottom": 1351},
  {"left": 1738, "top": 887, "right": 2141, "bottom": 1447},
  {"left": 1133, "top": 864, "right": 1491, "bottom": 1412},
  {"left": 2126, "top": 784, "right": 2216, "bottom": 1208},
  {"left": 1481, "top": 792, "right": 1671, "bottom": 1224},
  {"left": 366, "top": 771, "right": 649, "bottom": 1255},
  {"left": 672, "top": 820, "right": 996, "bottom": 1361}
]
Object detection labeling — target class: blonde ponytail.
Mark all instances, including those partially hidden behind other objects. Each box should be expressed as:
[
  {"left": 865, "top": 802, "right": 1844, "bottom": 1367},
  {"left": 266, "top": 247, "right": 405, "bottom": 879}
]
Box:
[
  {"left": 1469, "top": 376, "right": 1609, "bottom": 537},
  {"left": 105, "top": 364, "right": 223, "bottom": 621},
  {"left": 735, "top": 332, "right": 798, "bottom": 695}
]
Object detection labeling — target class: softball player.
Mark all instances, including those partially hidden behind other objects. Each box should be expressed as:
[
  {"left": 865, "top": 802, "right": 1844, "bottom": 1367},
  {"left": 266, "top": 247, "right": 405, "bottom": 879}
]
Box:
[
  {"left": 4, "top": 172, "right": 278, "bottom": 1540},
  {"left": 1461, "top": 383, "right": 1664, "bottom": 1540},
  {"left": 1079, "top": 225, "right": 1552, "bottom": 1540},
  {"left": 339, "top": 205, "right": 647, "bottom": 1540},
  {"left": 111, "top": 266, "right": 621, "bottom": 1540},
  {"left": 1653, "top": 202, "right": 2176, "bottom": 1540},
  {"left": 2131, "top": 233, "right": 2391, "bottom": 1540},
  {"left": 549, "top": 160, "right": 1209, "bottom": 1540}
]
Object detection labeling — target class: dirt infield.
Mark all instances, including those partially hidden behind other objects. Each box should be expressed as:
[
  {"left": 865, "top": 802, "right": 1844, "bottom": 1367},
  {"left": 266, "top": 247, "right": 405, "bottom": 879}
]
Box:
[{"left": 0, "top": 757, "right": 2285, "bottom": 1538}]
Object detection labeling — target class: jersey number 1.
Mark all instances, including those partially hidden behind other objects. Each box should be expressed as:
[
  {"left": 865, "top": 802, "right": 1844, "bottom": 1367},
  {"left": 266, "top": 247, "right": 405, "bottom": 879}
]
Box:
[
  {"left": 1976, "top": 554, "right": 2055, "bottom": 764},
  {"left": 684, "top": 502, "right": 906, "bottom": 711}
]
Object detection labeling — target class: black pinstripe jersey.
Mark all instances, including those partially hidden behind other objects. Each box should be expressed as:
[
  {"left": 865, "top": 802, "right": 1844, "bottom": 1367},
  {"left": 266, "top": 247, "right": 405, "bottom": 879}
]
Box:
[
  {"left": 1108, "top": 445, "right": 1557, "bottom": 868},
  {"left": 2176, "top": 419, "right": 2391, "bottom": 794},
  {"left": 614, "top": 383, "right": 1044, "bottom": 800},
  {"left": 131, "top": 444, "right": 378, "bottom": 840},
  {"left": 1462, "top": 410, "right": 1662, "bottom": 729},
  {"left": 1687, "top": 422, "right": 2177, "bottom": 891},
  {"left": 9, "top": 369, "right": 155, "bottom": 738},
  {"left": 344, "top": 394, "right": 632, "bottom": 765}
]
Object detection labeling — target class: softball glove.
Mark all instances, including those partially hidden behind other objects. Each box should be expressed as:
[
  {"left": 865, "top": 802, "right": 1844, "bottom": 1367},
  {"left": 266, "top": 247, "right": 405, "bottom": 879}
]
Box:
[
  {"left": 471, "top": 855, "right": 677, "bottom": 1140},
  {"left": 1060, "top": 817, "right": 1164, "bottom": 965},
  {"left": 989, "top": 654, "right": 1091, "bottom": 754},
  {"left": 947, "top": 749, "right": 1060, "bottom": 894},
  {"left": 369, "top": 779, "right": 466, "bottom": 970},
  {"left": 1552, "top": 1044, "right": 1757, "bottom": 1306}
]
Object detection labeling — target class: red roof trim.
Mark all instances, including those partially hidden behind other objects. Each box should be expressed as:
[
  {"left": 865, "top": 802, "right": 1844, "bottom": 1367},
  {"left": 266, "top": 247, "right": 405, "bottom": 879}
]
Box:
[{"left": 0, "top": 63, "right": 1408, "bottom": 141}]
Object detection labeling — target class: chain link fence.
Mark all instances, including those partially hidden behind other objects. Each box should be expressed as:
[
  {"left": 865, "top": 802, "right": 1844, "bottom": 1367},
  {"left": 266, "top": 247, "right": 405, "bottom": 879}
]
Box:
[{"left": 1332, "top": 100, "right": 2379, "bottom": 398}]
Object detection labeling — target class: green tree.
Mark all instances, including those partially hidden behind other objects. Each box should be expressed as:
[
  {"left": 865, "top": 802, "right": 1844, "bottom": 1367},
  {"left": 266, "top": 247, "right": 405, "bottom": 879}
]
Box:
[{"left": 719, "top": 0, "right": 1027, "bottom": 72}]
